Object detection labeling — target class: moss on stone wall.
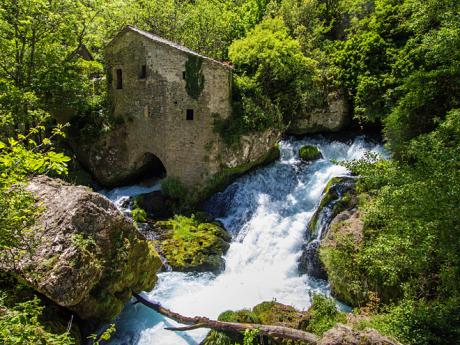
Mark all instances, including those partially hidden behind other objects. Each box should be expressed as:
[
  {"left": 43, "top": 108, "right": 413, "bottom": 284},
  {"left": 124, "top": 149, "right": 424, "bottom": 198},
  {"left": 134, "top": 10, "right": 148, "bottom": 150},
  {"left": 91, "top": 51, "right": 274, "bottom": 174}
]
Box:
[
  {"left": 185, "top": 55, "right": 205, "bottom": 100},
  {"left": 200, "top": 144, "right": 280, "bottom": 199}
]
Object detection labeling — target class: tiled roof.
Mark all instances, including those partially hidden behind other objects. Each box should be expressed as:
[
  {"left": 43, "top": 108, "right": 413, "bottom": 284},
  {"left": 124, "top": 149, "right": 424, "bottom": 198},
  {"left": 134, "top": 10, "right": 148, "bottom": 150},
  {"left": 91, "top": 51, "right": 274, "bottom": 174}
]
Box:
[{"left": 108, "top": 25, "right": 232, "bottom": 69}]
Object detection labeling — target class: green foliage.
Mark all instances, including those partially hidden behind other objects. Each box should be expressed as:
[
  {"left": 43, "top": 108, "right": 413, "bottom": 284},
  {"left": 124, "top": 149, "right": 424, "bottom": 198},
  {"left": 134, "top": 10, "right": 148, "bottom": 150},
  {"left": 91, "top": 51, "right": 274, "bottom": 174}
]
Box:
[
  {"left": 305, "top": 294, "right": 346, "bottom": 335},
  {"left": 88, "top": 324, "right": 116, "bottom": 345},
  {"left": 242, "top": 329, "right": 259, "bottom": 345},
  {"left": 0, "top": 295, "right": 75, "bottom": 345},
  {"left": 156, "top": 215, "right": 230, "bottom": 272},
  {"left": 328, "top": 109, "right": 460, "bottom": 344},
  {"left": 328, "top": 0, "right": 460, "bottom": 153},
  {"left": 0, "top": 0, "right": 106, "bottom": 139},
  {"left": 161, "top": 177, "right": 188, "bottom": 202},
  {"left": 131, "top": 207, "right": 147, "bottom": 223},
  {"left": 184, "top": 55, "right": 205, "bottom": 100},
  {"left": 367, "top": 297, "right": 460, "bottom": 345},
  {"left": 226, "top": 16, "right": 324, "bottom": 137}
]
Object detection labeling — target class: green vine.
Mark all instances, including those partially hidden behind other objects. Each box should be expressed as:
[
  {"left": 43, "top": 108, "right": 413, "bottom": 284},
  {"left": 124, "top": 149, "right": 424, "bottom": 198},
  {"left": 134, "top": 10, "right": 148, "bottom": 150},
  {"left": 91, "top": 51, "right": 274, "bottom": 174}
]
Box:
[{"left": 185, "top": 55, "right": 205, "bottom": 100}]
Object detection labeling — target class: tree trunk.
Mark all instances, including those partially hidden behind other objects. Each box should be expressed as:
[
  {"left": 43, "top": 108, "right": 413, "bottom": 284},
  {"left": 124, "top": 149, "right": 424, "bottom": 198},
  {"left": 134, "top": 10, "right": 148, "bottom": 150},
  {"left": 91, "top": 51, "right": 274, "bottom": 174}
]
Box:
[{"left": 132, "top": 293, "right": 319, "bottom": 344}]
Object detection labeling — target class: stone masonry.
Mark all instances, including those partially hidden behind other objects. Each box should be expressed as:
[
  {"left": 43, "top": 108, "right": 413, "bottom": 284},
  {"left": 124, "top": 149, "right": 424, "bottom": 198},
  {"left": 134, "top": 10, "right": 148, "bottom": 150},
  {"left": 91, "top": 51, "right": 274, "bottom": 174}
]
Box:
[{"left": 97, "top": 26, "right": 234, "bottom": 187}]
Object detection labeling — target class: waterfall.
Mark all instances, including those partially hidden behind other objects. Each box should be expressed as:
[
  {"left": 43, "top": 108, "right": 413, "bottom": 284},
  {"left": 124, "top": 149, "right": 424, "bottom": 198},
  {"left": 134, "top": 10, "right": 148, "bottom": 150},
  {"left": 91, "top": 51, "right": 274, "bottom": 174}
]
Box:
[{"left": 103, "top": 135, "right": 385, "bottom": 345}]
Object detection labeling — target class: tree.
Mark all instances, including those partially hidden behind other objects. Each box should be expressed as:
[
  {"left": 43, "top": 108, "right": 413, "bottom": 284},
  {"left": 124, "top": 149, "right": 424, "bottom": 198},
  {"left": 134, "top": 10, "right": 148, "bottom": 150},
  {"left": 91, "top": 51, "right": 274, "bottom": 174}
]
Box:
[{"left": 0, "top": 0, "right": 103, "bottom": 138}]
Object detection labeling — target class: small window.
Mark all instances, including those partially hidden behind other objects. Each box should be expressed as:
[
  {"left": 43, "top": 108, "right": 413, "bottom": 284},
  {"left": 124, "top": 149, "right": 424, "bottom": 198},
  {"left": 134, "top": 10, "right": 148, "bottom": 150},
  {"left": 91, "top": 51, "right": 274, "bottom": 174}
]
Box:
[
  {"left": 182, "top": 71, "right": 186, "bottom": 80},
  {"left": 116, "top": 69, "right": 123, "bottom": 89},
  {"left": 186, "top": 109, "right": 194, "bottom": 121},
  {"left": 140, "top": 65, "right": 147, "bottom": 79}
]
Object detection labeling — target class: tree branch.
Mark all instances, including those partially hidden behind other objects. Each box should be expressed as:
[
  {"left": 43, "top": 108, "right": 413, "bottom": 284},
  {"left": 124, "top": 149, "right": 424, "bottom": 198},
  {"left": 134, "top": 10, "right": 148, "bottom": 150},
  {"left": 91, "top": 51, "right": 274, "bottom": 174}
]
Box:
[{"left": 132, "top": 293, "right": 319, "bottom": 344}]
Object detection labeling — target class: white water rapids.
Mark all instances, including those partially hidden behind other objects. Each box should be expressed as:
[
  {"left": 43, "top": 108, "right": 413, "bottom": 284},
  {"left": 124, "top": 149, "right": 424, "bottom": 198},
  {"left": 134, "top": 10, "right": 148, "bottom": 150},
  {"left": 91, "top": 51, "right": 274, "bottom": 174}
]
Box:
[{"left": 102, "top": 135, "right": 385, "bottom": 345}]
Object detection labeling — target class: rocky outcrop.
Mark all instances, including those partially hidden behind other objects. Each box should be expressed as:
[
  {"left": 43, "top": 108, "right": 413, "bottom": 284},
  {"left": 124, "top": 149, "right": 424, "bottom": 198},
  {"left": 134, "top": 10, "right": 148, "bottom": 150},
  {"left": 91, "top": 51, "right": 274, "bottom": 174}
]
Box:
[
  {"left": 299, "top": 176, "right": 357, "bottom": 279},
  {"left": 319, "top": 324, "right": 401, "bottom": 345},
  {"left": 288, "top": 92, "right": 349, "bottom": 135},
  {"left": 151, "top": 215, "right": 231, "bottom": 272},
  {"left": 4, "top": 176, "right": 162, "bottom": 322},
  {"left": 202, "top": 130, "right": 281, "bottom": 197},
  {"left": 319, "top": 208, "right": 368, "bottom": 306}
]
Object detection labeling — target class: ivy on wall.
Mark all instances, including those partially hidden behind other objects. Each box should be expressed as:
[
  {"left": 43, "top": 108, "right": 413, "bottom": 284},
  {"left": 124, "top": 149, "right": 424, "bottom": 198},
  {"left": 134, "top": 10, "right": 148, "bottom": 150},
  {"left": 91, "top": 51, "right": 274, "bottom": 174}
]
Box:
[{"left": 185, "top": 55, "right": 205, "bottom": 100}]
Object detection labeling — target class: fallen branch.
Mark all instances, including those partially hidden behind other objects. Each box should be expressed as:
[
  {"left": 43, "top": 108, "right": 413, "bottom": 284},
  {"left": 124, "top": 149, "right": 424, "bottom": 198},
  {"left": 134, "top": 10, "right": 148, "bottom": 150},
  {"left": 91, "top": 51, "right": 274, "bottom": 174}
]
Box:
[{"left": 132, "top": 293, "right": 319, "bottom": 344}]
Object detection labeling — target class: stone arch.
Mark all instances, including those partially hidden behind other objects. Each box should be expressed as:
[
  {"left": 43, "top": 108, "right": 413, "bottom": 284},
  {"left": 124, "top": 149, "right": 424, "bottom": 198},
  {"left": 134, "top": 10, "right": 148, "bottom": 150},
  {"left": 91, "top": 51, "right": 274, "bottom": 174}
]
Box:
[{"left": 134, "top": 152, "right": 167, "bottom": 182}]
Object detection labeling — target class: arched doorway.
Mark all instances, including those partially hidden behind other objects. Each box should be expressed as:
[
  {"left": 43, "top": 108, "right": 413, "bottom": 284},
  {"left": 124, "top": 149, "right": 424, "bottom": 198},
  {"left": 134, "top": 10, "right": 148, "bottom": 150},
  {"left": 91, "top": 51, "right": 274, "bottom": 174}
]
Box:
[{"left": 136, "top": 153, "right": 167, "bottom": 182}]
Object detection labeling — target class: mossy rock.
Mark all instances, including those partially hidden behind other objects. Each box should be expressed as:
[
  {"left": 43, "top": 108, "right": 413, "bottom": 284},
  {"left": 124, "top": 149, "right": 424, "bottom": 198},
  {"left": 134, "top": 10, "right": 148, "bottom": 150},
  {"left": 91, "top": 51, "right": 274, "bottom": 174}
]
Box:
[
  {"left": 202, "top": 301, "right": 311, "bottom": 345},
  {"left": 309, "top": 176, "right": 357, "bottom": 237},
  {"left": 299, "top": 177, "right": 357, "bottom": 279},
  {"left": 299, "top": 145, "right": 322, "bottom": 161},
  {"left": 155, "top": 215, "right": 231, "bottom": 272}
]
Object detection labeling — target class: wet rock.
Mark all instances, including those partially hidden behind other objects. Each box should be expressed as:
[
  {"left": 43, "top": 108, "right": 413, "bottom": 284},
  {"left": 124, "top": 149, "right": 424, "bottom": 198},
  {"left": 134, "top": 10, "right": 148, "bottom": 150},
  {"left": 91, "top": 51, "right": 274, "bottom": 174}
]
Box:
[
  {"left": 133, "top": 191, "right": 173, "bottom": 219},
  {"left": 299, "top": 176, "right": 357, "bottom": 279},
  {"left": 3, "top": 176, "right": 162, "bottom": 322},
  {"left": 152, "top": 215, "right": 231, "bottom": 273},
  {"left": 299, "top": 145, "right": 323, "bottom": 161},
  {"left": 318, "top": 324, "right": 401, "bottom": 345}
]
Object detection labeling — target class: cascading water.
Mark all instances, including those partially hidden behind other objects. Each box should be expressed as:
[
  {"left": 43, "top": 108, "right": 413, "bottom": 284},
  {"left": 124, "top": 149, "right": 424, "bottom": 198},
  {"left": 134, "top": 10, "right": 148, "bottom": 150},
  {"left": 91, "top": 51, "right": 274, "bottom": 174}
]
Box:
[{"left": 103, "top": 135, "right": 385, "bottom": 345}]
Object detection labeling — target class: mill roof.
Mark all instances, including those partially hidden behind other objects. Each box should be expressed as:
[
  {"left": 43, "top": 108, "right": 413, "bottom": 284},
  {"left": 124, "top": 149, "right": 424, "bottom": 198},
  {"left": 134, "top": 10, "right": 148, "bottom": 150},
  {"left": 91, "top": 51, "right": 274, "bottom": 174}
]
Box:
[{"left": 107, "top": 25, "right": 232, "bottom": 69}]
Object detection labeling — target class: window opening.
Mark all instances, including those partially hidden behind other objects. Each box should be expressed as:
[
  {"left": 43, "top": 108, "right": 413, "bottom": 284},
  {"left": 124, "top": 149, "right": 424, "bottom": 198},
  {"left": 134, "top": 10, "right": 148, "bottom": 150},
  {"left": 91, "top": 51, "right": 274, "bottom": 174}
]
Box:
[
  {"left": 140, "top": 65, "right": 147, "bottom": 79},
  {"left": 186, "top": 109, "right": 194, "bottom": 120},
  {"left": 116, "top": 69, "right": 123, "bottom": 89}
]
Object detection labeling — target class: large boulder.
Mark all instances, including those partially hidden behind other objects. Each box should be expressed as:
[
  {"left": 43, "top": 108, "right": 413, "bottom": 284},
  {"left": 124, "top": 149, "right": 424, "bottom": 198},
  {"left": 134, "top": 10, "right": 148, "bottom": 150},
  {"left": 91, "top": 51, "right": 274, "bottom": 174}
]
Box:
[
  {"left": 4, "top": 176, "right": 162, "bottom": 322},
  {"left": 319, "top": 324, "right": 401, "bottom": 345}
]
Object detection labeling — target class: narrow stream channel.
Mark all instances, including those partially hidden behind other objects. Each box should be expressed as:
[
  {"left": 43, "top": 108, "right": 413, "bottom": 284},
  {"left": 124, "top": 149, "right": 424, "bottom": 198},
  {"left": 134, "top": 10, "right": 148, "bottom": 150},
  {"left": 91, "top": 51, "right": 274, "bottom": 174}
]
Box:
[{"left": 103, "top": 135, "right": 385, "bottom": 345}]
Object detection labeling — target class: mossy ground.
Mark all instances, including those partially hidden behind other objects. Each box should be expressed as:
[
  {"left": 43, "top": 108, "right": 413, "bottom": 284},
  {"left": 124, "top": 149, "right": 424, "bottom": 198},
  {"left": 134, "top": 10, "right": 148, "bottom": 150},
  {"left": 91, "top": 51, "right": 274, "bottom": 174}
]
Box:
[
  {"left": 299, "top": 145, "right": 322, "bottom": 161},
  {"left": 155, "top": 215, "right": 231, "bottom": 272}
]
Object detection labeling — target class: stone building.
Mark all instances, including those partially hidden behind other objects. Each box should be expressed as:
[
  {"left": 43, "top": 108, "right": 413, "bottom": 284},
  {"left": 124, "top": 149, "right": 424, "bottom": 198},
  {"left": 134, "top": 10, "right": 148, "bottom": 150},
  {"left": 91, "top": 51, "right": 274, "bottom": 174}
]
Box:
[
  {"left": 73, "top": 26, "right": 347, "bottom": 192},
  {"left": 74, "top": 26, "right": 279, "bottom": 190},
  {"left": 102, "top": 26, "right": 233, "bottom": 186}
]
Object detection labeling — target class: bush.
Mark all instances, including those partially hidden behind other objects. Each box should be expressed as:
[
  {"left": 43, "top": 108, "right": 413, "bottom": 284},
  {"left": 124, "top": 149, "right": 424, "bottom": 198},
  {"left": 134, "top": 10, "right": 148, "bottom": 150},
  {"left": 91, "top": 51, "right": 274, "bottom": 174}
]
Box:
[
  {"left": 306, "top": 294, "right": 346, "bottom": 335},
  {"left": 223, "top": 16, "right": 324, "bottom": 139},
  {"left": 0, "top": 296, "right": 75, "bottom": 345}
]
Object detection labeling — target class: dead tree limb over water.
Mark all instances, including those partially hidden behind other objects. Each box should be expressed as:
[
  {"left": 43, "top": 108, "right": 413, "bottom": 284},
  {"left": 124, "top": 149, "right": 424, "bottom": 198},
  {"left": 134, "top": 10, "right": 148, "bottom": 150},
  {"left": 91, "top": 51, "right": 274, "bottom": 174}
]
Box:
[{"left": 132, "top": 293, "right": 319, "bottom": 344}]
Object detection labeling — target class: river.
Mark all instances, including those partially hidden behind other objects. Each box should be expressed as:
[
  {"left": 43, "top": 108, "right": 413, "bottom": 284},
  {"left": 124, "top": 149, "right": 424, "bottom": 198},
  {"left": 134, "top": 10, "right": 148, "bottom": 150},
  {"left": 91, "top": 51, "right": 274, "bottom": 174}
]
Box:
[{"left": 102, "top": 134, "right": 385, "bottom": 345}]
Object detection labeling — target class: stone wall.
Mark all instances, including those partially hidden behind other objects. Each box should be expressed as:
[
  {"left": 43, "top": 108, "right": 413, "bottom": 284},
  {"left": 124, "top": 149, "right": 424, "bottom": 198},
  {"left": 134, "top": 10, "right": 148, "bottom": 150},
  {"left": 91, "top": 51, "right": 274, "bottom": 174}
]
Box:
[{"left": 287, "top": 91, "right": 350, "bottom": 135}]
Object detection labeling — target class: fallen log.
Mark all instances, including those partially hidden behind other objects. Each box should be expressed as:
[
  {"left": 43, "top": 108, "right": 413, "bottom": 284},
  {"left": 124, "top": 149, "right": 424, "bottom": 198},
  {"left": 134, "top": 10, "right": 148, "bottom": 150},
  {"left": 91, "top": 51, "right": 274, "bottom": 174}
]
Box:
[{"left": 132, "top": 293, "right": 319, "bottom": 344}]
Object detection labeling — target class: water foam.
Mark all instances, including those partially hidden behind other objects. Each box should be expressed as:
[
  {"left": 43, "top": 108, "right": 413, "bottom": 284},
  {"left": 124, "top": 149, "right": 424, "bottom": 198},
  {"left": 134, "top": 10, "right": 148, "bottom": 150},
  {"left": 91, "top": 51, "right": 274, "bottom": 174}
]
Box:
[{"left": 105, "top": 135, "right": 385, "bottom": 345}]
